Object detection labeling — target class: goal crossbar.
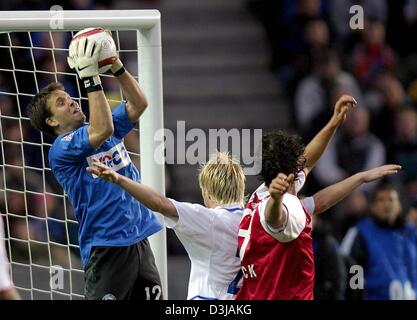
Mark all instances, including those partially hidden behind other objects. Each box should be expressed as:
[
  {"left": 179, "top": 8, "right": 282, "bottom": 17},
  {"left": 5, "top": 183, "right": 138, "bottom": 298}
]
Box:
[{"left": 0, "top": 10, "right": 160, "bottom": 33}]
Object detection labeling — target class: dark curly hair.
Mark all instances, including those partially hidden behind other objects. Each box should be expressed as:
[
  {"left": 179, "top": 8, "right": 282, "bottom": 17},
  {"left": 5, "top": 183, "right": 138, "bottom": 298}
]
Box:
[{"left": 260, "top": 130, "right": 306, "bottom": 187}]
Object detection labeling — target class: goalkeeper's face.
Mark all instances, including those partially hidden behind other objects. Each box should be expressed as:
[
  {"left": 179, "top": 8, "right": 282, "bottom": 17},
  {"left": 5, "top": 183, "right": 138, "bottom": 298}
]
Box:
[{"left": 46, "top": 90, "right": 86, "bottom": 134}]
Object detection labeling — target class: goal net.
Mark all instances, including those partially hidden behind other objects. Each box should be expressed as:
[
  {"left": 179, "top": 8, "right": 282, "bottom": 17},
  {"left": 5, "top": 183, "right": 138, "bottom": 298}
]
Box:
[{"left": 0, "top": 10, "right": 166, "bottom": 300}]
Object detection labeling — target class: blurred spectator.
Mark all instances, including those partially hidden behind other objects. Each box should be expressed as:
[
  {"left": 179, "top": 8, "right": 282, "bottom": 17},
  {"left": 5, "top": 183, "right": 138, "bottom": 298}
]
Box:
[
  {"left": 286, "top": 18, "right": 331, "bottom": 95},
  {"left": 402, "top": 0, "right": 417, "bottom": 54},
  {"left": 294, "top": 49, "right": 362, "bottom": 131},
  {"left": 341, "top": 184, "right": 417, "bottom": 300},
  {"left": 0, "top": 95, "right": 16, "bottom": 116},
  {"left": 313, "top": 215, "right": 346, "bottom": 300},
  {"left": 314, "top": 107, "right": 385, "bottom": 195},
  {"left": 406, "top": 201, "right": 417, "bottom": 227},
  {"left": 386, "top": 107, "right": 417, "bottom": 186},
  {"left": 279, "top": 0, "right": 324, "bottom": 69},
  {"left": 352, "top": 19, "right": 396, "bottom": 89},
  {"left": 304, "top": 83, "right": 352, "bottom": 140},
  {"left": 333, "top": 191, "right": 369, "bottom": 241},
  {"left": 405, "top": 58, "right": 417, "bottom": 104},
  {"left": 304, "top": 18, "right": 330, "bottom": 53},
  {"left": 247, "top": 0, "right": 325, "bottom": 71},
  {"left": 369, "top": 73, "right": 409, "bottom": 141}
]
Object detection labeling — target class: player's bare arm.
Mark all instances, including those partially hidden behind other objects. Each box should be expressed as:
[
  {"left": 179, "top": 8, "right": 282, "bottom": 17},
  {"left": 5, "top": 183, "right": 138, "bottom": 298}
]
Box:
[
  {"left": 68, "top": 37, "right": 114, "bottom": 149},
  {"left": 265, "top": 173, "right": 295, "bottom": 228},
  {"left": 110, "top": 58, "right": 148, "bottom": 123},
  {"left": 312, "top": 164, "right": 401, "bottom": 214},
  {"left": 302, "top": 95, "right": 357, "bottom": 175},
  {"left": 87, "top": 159, "right": 177, "bottom": 218}
]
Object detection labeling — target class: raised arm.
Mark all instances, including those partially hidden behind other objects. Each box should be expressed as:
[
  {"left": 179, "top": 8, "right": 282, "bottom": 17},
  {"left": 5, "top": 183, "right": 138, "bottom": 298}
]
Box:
[
  {"left": 265, "top": 173, "right": 295, "bottom": 228},
  {"left": 68, "top": 37, "right": 114, "bottom": 149},
  {"left": 87, "top": 90, "right": 114, "bottom": 149},
  {"left": 312, "top": 164, "right": 401, "bottom": 215},
  {"left": 87, "top": 159, "right": 177, "bottom": 218},
  {"left": 110, "top": 59, "right": 148, "bottom": 123},
  {"left": 302, "top": 95, "right": 357, "bottom": 175}
]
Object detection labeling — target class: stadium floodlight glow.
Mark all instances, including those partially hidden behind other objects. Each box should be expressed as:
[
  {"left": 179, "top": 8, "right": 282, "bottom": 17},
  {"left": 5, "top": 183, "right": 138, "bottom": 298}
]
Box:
[{"left": 0, "top": 10, "right": 167, "bottom": 300}]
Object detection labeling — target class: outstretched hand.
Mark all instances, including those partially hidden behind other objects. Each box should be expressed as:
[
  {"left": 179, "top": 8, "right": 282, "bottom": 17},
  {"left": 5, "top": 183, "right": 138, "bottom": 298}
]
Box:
[
  {"left": 269, "top": 173, "right": 295, "bottom": 199},
  {"left": 86, "top": 158, "right": 120, "bottom": 183},
  {"left": 362, "top": 164, "right": 402, "bottom": 183},
  {"left": 331, "top": 94, "right": 357, "bottom": 127}
]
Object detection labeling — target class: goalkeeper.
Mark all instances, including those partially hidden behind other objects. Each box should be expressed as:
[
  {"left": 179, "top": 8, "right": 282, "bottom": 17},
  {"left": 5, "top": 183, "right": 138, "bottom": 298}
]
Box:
[{"left": 27, "top": 34, "right": 162, "bottom": 300}]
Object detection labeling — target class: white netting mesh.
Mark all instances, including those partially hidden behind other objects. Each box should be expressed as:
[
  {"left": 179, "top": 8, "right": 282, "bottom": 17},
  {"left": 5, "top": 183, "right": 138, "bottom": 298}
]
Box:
[{"left": 0, "top": 30, "right": 141, "bottom": 299}]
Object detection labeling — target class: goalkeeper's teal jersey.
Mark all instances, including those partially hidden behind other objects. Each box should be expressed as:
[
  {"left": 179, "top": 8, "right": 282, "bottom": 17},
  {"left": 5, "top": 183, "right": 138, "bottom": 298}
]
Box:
[{"left": 48, "top": 102, "right": 162, "bottom": 267}]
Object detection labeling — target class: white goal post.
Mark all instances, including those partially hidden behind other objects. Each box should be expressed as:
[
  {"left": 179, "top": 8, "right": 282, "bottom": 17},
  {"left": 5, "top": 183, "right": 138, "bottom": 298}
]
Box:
[{"left": 0, "top": 10, "right": 167, "bottom": 299}]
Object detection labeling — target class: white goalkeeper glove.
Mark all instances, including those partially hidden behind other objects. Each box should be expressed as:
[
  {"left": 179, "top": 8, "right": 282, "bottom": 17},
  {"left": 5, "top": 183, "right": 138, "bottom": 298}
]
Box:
[
  {"left": 103, "top": 29, "right": 126, "bottom": 76},
  {"left": 67, "top": 37, "right": 102, "bottom": 92}
]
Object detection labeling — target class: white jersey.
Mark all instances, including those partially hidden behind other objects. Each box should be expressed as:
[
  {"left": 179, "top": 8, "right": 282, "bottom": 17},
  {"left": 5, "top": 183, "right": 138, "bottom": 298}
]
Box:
[
  {"left": 0, "top": 216, "right": 13, "bottom": 293},
  {"left": 165, "top": 200, "right": 243, "bottom": 300}
]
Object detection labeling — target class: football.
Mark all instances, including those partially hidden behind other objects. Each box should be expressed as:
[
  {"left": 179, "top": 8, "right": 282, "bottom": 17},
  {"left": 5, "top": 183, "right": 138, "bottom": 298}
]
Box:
[{"left": 72, "top": 27, "right": 117, "bottom": 73}]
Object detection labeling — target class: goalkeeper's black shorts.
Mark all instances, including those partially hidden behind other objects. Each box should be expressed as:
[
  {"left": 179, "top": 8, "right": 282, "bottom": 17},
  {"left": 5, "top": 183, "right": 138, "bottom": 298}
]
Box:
[{"left": 84, "top": 238, "right": 162, "bottom": 300}]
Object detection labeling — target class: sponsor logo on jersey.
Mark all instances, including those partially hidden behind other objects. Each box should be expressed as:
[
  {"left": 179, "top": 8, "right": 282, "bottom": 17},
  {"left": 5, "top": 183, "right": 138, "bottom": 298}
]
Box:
[{"left": 87, "top": 142, "right": 131, "bottom": 178}]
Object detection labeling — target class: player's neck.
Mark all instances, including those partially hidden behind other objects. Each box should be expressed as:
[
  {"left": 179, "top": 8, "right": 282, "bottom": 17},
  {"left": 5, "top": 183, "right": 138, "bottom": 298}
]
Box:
[
  {"left": 204, "top": 197, "right": 219, "bottom": 209},
  {"left": 56, "top": 123, "right": 84, "bottom": 136},
  {"left": 206, "top": 201, "right": 220, "bottom": 209}
]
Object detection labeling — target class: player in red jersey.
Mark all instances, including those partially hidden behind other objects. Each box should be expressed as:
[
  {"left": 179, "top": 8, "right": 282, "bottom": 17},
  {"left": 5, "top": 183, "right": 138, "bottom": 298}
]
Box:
[{"left": 237, "top": 95, "right": 358, "bottom": 300}]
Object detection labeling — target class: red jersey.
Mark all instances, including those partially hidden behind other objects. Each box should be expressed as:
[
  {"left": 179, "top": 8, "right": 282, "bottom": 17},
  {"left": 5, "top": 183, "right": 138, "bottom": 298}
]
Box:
[{"left": 236, "top": 183, "right": 314, "bottom": 300}]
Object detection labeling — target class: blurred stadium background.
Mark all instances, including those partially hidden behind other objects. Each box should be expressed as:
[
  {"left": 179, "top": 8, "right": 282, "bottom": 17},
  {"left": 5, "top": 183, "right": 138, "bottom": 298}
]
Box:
[{"left": 1, "top": 0, "right": 417, "bottom": 299}]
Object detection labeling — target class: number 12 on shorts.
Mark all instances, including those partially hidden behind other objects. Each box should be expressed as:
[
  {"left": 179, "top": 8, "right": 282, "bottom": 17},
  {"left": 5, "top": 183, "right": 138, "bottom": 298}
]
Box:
[{"left": 145, "top": 285, "right": 162, "bottom": 300}]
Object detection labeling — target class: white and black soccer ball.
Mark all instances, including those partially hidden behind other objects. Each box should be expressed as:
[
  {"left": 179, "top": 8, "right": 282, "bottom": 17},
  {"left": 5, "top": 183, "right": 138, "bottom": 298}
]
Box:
[{"left": 72, "top": 27, "right": 117, "bottom": 73}]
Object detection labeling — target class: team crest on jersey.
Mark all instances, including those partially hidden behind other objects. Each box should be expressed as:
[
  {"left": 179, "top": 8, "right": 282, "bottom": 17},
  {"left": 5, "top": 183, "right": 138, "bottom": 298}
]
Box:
[
  {"left": 87, "top": 142, "right": 131, "bottom": 178},
  {"left": 102, "top": 293, "right": 116, "bottom": 300},
  {"left": 61, "top": 132, "right": 75, "bottom": 141}
]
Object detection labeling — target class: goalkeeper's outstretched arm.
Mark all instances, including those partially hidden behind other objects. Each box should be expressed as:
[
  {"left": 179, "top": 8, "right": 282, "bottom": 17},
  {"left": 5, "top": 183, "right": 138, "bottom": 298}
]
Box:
[
  {"left": 110, "top": 59, "right": 148, "bottom": 123},
  {"left": 87, "top": 159, "right": 177, "bottom": 218}
]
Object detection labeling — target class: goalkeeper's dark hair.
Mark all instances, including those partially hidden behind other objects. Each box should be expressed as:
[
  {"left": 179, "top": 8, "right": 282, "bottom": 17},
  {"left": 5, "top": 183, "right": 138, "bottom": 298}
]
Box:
[
  {"left": 260, "top": 130, "right": 306, "bottom": 187},
  {"left": 27, "top": 82, "right": 64, "bottom": 136}
]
